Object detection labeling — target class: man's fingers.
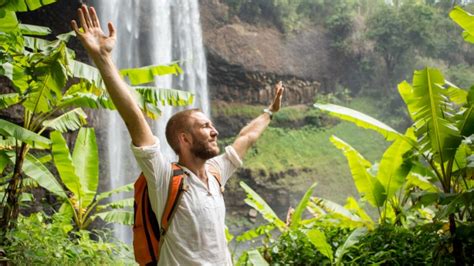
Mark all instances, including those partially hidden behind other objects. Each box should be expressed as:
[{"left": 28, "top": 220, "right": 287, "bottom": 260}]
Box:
[
  {"left": 108, "top": 22, "right": 116, "bottom": 39},
  {"left": 78, "top": 7, "right": 89, "bottom": 32},
  {"left": 81, "top": 5, "right": 94, "bottom": 29},
  {"left": 70, "top": 20, "right": 81, "bottom": 35},
  {"left": 89, "top": 6, "right": 101, "bottom": 28}
]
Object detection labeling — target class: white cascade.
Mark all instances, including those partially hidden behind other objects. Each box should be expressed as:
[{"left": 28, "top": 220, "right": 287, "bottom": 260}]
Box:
[{"left": 94, "top": 0, "right": 209, "bottom": 243}]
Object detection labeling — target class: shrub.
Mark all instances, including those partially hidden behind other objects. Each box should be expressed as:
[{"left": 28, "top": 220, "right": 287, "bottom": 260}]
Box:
[{"left": 2, "top": 212, "right": 134, "bottom": 265}]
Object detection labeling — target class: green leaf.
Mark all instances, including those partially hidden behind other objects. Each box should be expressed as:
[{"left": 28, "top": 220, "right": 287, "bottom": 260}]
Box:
[
  {"left": 236, "top": 224, "right": 276, "bottom": 242},
  {"left": 314, "top": 103, "right": 404, "bottom": 142},
  {"left": 2, "top": 0, "right": 56, "bottom": 11},
  {"left": 331, "top": 135, "right": 386, "bottom": 208},
  {"left": 290, "top": 182, "right": 317, "bottom": 229},
  {"left": 405, "top": 164, "right": 439, "bottom": 192},
  {"left": 72, "top": 128, "right": 98, "bottom": 208},
  {"left": 0, "top": 93, "right": 20, "bottom": 109},
  {"left": 450, "top": 6, "right": 474, "bottom": 44},
  {"left": 59, "top": 92, "right": 115, "bottom": 110},
  {"left": 245, "top": 250, "right": 269, "bottom": 266},
  {"left": 307, "top": 228, "right": 334, "bottom": 261},
  {"left": 376, "top": 128, "right": 414, "bottom": 200},
  {"left": 0, "top": 119, "right": 50, "bottom": 148},
  {"left": 446, "top": 83, "right": 468, "bottom": 106},
  {"left": 96, "top": 183, "right": 133, "bottom": 202},
  {"left": 344, "top": 197, "right": 374, "bottom": 226},
  {"left": 98, "top": 198, "right": 133, "bottom": 210},
  {"left": 435, "top": 190, "right": 474, "bottom": 219},
  {"left": 70, "top": 60, "right": 105, "bottom": 89},
  {"left": 120, "top": 62, "right": 183, "bottom": 85},
  {"left": 50, "top": 131, "right": 82, "bottom": 200},
  {"left": 22, "top": 153, "right": 66, "bottom": 198},
  {"left": 0, "top": 150, "right": 10, "bottom": 173},
  {"left": 93, "top": 210, "right": 134, "bottom": 225},
  {"left": 225, "top": 226, "right": 234, "bottom": 243},
  {"left": 134, "top": 87, "right": 194, "bottom": 112},
  {"left": 334, "top": 228, "right": 368, "bottom": 265},
  {"left": 0, "top": 10, "right": 18, "bottom": 32},
  {"left": 398, "top": 68, "right": 461, "bottom": 163},
  {"left": 42, "top": 108, "right": 88, "bottom": 133},
  {"left": 19, "top": 24, "right": 51, "bottom": 36},
  {"left": 310, "top": 197, "right": 363, "bottom": 222},
  {"left": 240, "top": 181, "right": 286, "bottom": 231}
]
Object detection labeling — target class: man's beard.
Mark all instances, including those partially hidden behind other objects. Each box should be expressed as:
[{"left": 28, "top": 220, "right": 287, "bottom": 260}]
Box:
[{"left": 190, "top": 137, "right": 220, "bottom": 160}]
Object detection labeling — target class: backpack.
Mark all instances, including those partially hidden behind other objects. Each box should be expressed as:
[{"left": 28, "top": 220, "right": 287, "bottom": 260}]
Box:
[{"left": 133, "top": 163, "right": 223, "bottom": 266}]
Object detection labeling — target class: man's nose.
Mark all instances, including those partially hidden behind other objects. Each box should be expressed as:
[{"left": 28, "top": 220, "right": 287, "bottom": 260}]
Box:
[{"left": 211, "top": 126, "right": 219, "bottom": 137}]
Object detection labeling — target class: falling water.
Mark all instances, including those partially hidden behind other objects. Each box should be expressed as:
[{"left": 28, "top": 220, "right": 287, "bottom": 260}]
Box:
[{"left": 94, "top": 0, "right": 209, "bottom": 243}]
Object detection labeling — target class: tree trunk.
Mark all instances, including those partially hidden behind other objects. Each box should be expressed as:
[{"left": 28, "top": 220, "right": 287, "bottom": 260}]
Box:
[
  {"left": 0, "top": 143, "right": 28, "bottom": 232},
  {"left": 449, "top": 214, "right": 465, "bottom": 265}
]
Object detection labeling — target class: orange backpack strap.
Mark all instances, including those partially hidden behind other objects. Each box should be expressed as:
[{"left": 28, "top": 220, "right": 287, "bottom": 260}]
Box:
[
  {"left": 208, "top": 164, "right": 224, "bottom": 194},
  {"left": 133, "top": 164, "right": 188, "bottom": 265}
]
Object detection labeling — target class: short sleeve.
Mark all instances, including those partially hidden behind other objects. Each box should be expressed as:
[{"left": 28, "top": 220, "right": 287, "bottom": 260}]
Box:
[{"left": 206, "top": 145, "right": 243, "bottom": 185}]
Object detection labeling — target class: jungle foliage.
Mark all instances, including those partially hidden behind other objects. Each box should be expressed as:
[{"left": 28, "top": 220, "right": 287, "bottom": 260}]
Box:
[
  {"left": 0, "top": 0, "right": 194, "bottom": 263},
  {"left": 231, "top": 4, "right": 474, "bottom": 265}
]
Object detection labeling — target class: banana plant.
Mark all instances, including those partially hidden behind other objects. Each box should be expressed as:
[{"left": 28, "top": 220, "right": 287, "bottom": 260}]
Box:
[
  {"left": 0, "top": 9, "right": 193, "bottom": 230},
  {"left": 51, "top": 128, "right": 134, "bottom": 230},
  {"left": 315, "top": 66, "right": 473, "bottom": 263}
]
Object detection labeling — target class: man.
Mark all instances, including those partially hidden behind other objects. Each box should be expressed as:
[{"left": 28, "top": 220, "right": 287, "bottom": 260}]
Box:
[{"left": 71, "top": 5, "right": 284, "bottom": 265}]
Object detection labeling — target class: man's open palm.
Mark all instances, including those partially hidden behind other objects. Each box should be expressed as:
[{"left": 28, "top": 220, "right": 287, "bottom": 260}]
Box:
[
  {"left": 71, "top": 5, "right": 116, "bottom": 57},
  {"left": 269, "top": 81, "right": 284, "bottom": 113}
]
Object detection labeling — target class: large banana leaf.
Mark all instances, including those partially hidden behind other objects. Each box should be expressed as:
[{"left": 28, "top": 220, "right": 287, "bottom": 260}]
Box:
[
  {"left": 23, "top": 54, "right": 68, "bottom": 113},
  {"left": 331, "top": 135, "right": 386, "bottom": 208},
  {"left": 376, "top": 128, "right": 414, "bottom": 200},
  {"left": 459, "top": 105, "right": 474, "bottom": 137},
  {"left": 42, "top": 108, "right": 88, "bottom": 133},
  {"left": 0, "top": 93, "right": 21, "bottom": 109},
  {"left": 120, "top": 62, "right": 183, "bottom": 85},
  {"left": 93, "top": 210, "right": 134, "bottom": 225},
  {"left": 97, "top": 198, "right": 134, "bottom": 211},
  {"left": 290, "top": 182, "right": 317, "bottom": 229},
  {"left": 307, "top": 228, "right": 334, "bottom": 261},
  {"left": 69, "top": 60, "right": 105, "bottom": 89},
  {"left": 0, "top": 119, "right": 50, "bottom": 148},
  {"left": 405, "top": 163, "right": 439, "bottom": 193},
  {"left": 450, "top": 6, "right": 474, "bottom": 44},
  {"left": 22, "top": 153, "right": 66, "bottom": 198},
  {"left": 50, "top": 131, "right": 82, "bottom": 201},
  {"left": 344, "top": 197, "right": 374, "bottom": 226},
  {"left": 19, "top": 24, "right": 50, "bottom": 36},
  {"left": 96, "top": 183, "right": 133, "bottom": 202},
  {"left": 72, "top": 128, "right": 98, "bottom": 208},
  {"left": 240, "top": 181, "right": 286, "bottom": 231},
  {"left": 1, "top": 0, "right": 56, "bottom": 12},
  {"left": 0, "top": 10, "right": 18, "bottom": 32},
  {"left": 398, "top": 68, "right": 461, "bottom": 163},
  {"left": 134, "top": 87, "right": 194, "bottom": 107},
  {"left": 314, "top": 103, "right": 404, "bottom": 142},
  {"left": 59, "top": 92, "right": 115, "bottom": 110},
  {"left": 310, "top": 197, "right": 362, "bottom": 222}
]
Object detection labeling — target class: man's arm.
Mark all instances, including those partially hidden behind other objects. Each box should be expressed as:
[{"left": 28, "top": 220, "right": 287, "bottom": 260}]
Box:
[
  {"left": 71, "top": 5, "right": 154, "bottom": 147},
  {"left": 232, "top": 82, "right": 284, "bottom": 159}
]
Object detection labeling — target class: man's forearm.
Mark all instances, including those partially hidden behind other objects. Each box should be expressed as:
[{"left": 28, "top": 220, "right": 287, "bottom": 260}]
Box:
[
  {"left": 232, "top": 112, "right": 272, "bottom": 159},
  {"left": 94, "top": 55, "right": 154, "bottom": 146}
]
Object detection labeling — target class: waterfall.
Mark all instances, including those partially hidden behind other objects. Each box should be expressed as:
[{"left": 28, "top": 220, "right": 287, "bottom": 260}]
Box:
[{"left": 94, "top": 0, "right": 209, "bottom": 243}]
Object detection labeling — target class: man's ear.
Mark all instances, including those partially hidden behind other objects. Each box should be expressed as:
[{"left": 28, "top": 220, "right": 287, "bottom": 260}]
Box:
[{"left": 178, "top": 132, "right": 192, "bottom": 147}]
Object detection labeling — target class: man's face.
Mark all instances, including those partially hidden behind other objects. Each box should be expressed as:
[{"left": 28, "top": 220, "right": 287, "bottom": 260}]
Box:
[{"left": 187, "top": 112, "right": 220, "bottom": 160}]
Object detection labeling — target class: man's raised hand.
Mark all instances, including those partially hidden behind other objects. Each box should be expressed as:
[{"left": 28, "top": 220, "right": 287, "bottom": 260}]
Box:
[
  {"left": 269, "top": 81, "right": 284, "bottom": 113},
  {"left": 71, "top": 5, "right": 116, "bottom": 59}
]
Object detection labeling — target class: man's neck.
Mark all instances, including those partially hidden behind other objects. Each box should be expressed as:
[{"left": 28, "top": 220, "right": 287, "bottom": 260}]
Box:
[{"left": 178, "top": 156, "right": 208, "bottom": 184}]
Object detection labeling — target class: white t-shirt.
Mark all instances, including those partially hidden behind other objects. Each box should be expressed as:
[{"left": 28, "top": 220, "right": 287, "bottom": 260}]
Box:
[{"left": 131, "top": 137, "right": 242, "bottom": 266}]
